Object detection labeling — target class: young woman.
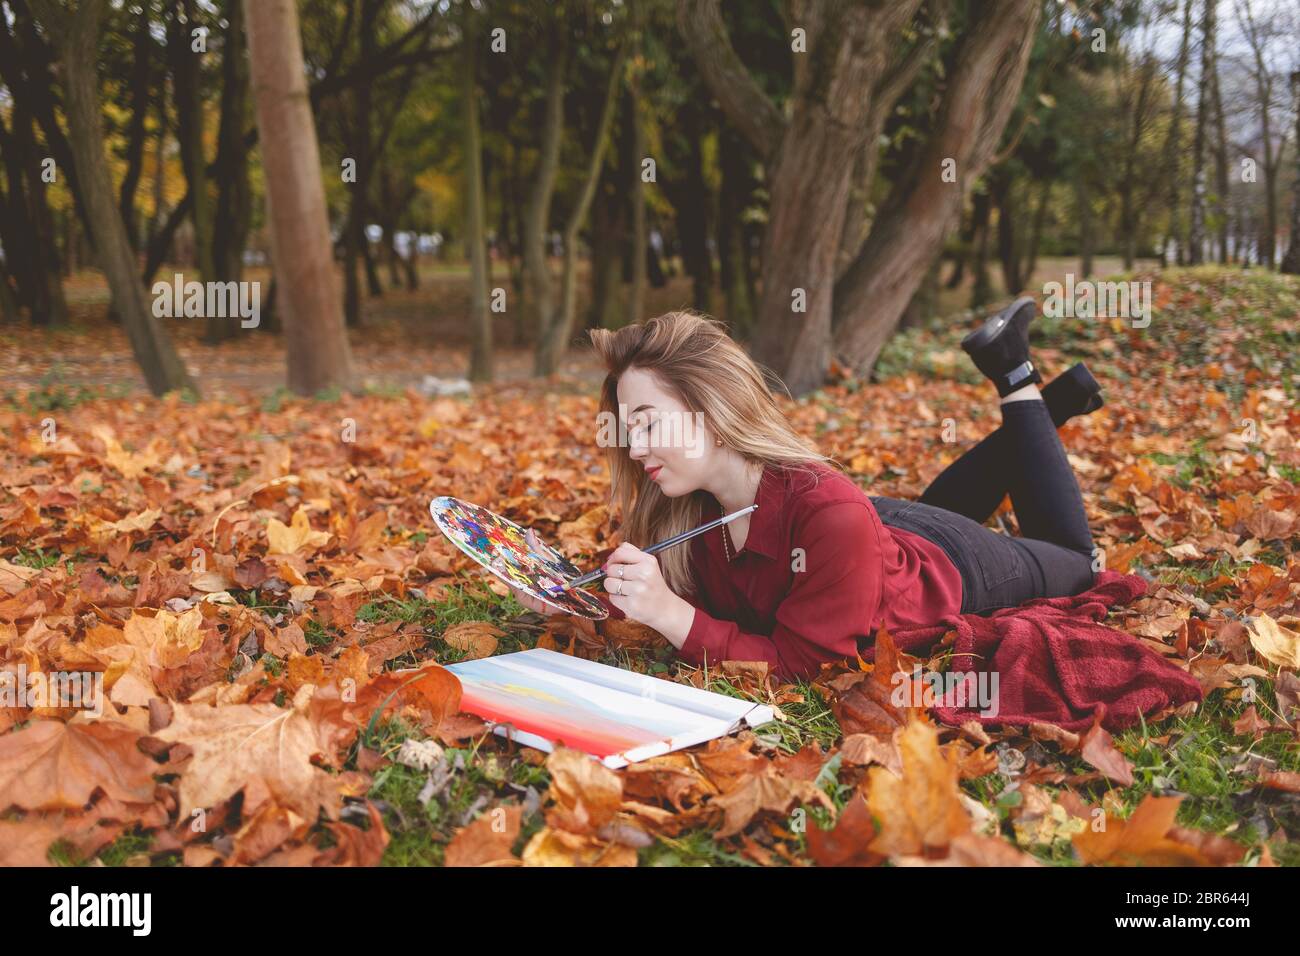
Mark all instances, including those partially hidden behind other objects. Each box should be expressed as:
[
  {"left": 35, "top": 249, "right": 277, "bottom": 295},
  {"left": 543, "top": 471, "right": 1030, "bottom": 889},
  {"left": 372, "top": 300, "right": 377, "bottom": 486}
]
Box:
[{"left": 507, "top": 301, "right": 1105, "bottom": 682}]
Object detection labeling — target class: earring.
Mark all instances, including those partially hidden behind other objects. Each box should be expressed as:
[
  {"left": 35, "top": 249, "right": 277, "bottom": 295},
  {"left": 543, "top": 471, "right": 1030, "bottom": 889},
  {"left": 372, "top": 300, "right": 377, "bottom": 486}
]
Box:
[{"left": 715, "top": 438, "right": 723, "bottom": 446}]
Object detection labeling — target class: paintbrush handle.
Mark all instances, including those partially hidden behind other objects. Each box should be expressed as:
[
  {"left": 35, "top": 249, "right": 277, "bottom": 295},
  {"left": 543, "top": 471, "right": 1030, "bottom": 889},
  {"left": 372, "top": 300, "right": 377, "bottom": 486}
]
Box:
[{"left": 560, "top": 503, "right": 757, "bottom": 591}]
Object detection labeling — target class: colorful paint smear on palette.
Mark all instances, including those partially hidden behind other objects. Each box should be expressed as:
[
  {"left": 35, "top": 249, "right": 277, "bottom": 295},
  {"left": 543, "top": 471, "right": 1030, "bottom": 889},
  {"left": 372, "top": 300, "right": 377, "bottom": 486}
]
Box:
[
  {"left": 429, "top": 496, "right": 607, "bottom": 620},
  {"left": 440, "top": 648, "right": 775, "bottom": 768}
]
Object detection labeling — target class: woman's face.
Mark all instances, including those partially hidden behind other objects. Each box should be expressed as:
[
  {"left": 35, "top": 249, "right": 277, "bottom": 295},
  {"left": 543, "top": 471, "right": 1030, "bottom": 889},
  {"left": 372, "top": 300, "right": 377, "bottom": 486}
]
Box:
[{"left": 615, "top": 368, "right": 718, "bottom": 497}]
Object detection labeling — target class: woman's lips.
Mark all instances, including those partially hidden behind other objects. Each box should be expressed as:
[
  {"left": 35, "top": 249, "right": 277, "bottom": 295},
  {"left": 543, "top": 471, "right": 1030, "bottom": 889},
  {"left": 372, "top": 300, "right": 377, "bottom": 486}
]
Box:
[{"left": 646, "top": 465, "right": 663, "bottom": 480}]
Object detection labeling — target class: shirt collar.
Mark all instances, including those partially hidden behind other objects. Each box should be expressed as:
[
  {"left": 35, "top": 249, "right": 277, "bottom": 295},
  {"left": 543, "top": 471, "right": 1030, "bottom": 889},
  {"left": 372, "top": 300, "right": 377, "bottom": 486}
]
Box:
[{"left": 707, "top": 461, "right": 783, "bottom": 561}]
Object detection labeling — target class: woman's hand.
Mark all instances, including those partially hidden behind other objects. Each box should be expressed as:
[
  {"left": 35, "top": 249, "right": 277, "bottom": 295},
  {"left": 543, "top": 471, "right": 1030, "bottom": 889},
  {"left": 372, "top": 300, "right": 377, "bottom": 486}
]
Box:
[{"left": 602, "top": 542, "right": 696, "bottom": 646}]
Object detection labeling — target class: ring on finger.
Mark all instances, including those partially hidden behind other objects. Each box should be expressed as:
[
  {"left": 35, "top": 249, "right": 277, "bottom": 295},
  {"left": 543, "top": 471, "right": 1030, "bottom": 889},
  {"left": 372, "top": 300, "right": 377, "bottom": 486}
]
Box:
[{"left": 615, "top": 579, "right": 623, "bottom": 595}]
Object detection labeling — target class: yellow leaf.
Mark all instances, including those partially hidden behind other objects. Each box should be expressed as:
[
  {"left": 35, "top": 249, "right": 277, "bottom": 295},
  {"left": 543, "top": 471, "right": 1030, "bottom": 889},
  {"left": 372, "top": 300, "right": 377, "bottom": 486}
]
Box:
[
  {"left": 1248, "top": 613, "right": 1300, "bottom": 669},
  {"left": 442, "top": 621, "right": 503, "bottom": 659},
  {"left": 866, "top": 719, "right": 971, "bottom": 858},
  {"left": 267, "top": 507, "right": 331, "bottom": 554}
]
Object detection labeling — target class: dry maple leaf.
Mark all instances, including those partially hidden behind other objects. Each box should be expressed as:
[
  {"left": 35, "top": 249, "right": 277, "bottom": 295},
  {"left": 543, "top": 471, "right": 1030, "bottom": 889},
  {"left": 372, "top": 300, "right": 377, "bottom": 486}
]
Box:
[
  {"left": 1079, "top": 708, "right": 1135, "bottom": 786},
  {"left": 442, "top": 621, "right": 504, "bottom": 659},
  {"left": 86, "top": 608, "right": 206, "bottom": 706},
  {"left": 0, "top": 815, "right": 64, "bottom": 866},
  {"left": 1072, "top": 794, "right": 1212, "bottom": 865},
  {"left": 266, "top": 507, "right": 331, "bottom": 555},
  {"left": 710, "top": 767, "right": 834, "bottom": 838},
  {"left": 314, "top": 801, "right": 390, "bottom": 866},
  {"left": 155, "top": 684, "right": 346, "bottom": 822},
  {"left": 520, "top": 825, "right": 637, "bottom": 866},
  {"left": 1247, "top": 613, "right": 1300, "bottom": 669},
  {"left": 0, "top": 720, "right": 157, "bottom": 811},
  {"left": 806, "top": 791, "right": 882, "bottom": 866},
  {"left": 621, "top": 752, "right": 715, "bottom": 811},
  {"left": 91, "top": 425, "right": 159, "bottom": 479},
  {"left": 866, "top": 718, "right": 971, "bottom": 858},
  {"left": 445, "top": 804, "right": 523, "bottom": 866},
  {"left": 894, "top": 832, "right": 1042, "bottom": 866},
  {"left": 543, "top": 745, "right": 624, "bottom": 834}
]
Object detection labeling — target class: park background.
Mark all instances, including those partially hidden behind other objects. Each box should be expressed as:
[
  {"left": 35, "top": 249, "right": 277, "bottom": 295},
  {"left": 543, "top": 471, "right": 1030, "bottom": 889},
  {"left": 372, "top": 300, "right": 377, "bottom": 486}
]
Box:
[{"left": 0, "top": 0, "right": 1297, "bottom": 868}]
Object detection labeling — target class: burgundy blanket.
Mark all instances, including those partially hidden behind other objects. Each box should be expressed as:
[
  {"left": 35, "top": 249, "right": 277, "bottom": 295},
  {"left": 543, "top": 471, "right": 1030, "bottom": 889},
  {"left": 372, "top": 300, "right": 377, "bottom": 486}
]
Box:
[{"left": 864, "top": 570, "right": 1204, "bottom": 733}]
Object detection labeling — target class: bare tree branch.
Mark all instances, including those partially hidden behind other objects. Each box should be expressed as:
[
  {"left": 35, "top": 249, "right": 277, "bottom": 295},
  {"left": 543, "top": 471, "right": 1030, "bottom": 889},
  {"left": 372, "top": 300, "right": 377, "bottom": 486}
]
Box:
[{"left": 676, "top": 0, "right": 785, "bottom": 159}]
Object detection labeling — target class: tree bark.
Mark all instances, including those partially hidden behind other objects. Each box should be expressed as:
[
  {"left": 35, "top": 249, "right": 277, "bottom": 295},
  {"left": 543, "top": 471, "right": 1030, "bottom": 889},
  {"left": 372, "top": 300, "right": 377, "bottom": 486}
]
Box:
[
  {"left": 1189, "top": 0, "right": 1214, "bottom": 265},
  {"left": 1238, "top": 0, "right": 1280, "bottom": 269},
  {"left": 29, "top": 0, "right": 196, "bottom": 395},
  {"left": 243, "top": 0, "right": 354, "bottom": 394},
  {"left": 625, "top": 83, "right": 647, "bottom": 327},
  {"left": 534, "top": 40, "right": 627, "bottom": 376},
  {"left": 1161, "top": 0, "right": 1194, "bottom": 266},
  {"left": 520, "top": 24, "right": 567, "bottom": 350},
  {"left": 1282, "top": 72, "right": 1300, "bottom": 274},
  {"left": 969, "top": 189, "right": 993, "bottom": 309},
  {"left": 118, "top": 0, "right": 153, "bottom": 250},
  {"left": 170, "top": 0, "right": 222, "bottom": 341},
  {"left": 994, "top": 171, "right": 1023, "bottom": 294},
  {"left": 1077, "top": 177, "right": 1095, "bottom": 279},
  {"left": 682, "top": 0, "right": 934, "bottom": 395},
  {"left": 718, "top": 126, "right": 756, "bottom": 336},
  {"left": 212, "top": 0, "right": 252, "bottom": 289},
  {"left": 831, "top": 0, "right": 1041, "bottom": 378},
  {"left": 461, "top": 9, "right": 492, "bottom": 382},
  {"left": 1208, "top": 11, "right": 1230, "bottom": 264}
]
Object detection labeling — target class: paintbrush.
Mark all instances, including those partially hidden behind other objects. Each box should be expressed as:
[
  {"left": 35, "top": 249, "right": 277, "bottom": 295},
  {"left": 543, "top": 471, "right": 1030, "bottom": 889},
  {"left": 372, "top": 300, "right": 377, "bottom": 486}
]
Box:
[{"left": 549, "top": 504, "right": 758, "bottom": 593}]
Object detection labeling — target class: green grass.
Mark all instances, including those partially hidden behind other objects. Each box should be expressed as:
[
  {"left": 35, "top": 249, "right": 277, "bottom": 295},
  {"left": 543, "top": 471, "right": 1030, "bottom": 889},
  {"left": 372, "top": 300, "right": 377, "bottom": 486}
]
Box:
[{"left": 359, "top": 715, "right": 548, "bottom": 866}]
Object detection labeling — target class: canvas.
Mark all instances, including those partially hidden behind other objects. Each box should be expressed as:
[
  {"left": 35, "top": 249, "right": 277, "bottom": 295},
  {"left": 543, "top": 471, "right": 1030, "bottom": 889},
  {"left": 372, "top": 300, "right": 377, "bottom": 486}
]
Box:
[
  {"left": 430, "top": 496, "right": 608, "bottom": 619},
  {"left": 437, "top": 648, "right": 775, "bottom": 768}
]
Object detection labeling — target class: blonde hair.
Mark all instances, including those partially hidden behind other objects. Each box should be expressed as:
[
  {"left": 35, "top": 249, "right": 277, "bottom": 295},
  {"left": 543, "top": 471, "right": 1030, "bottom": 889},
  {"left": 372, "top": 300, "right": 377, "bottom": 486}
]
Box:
[{"left": 588, "top": 310, "right": 839, "bottom": 597}]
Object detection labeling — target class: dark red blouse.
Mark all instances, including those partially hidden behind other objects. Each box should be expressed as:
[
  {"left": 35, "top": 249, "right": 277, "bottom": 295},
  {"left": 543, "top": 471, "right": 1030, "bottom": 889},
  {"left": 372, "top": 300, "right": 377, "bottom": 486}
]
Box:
[{"left": 601, "top": 461, "right": 964, "bottom": 682}]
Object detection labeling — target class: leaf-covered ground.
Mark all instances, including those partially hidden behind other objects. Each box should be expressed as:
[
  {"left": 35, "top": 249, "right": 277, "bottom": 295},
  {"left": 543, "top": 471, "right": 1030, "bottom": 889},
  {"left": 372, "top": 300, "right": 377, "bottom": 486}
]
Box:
[{"left": 0, "top": 266, "right": 1296, "bottom": 866}]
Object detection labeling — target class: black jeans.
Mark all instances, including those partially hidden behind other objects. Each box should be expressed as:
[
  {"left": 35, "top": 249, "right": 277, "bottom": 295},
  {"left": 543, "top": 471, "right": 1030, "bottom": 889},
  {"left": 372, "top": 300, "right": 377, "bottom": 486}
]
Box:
[{"left": 871, "top": 398, "right": 1095, "bottom": 614}]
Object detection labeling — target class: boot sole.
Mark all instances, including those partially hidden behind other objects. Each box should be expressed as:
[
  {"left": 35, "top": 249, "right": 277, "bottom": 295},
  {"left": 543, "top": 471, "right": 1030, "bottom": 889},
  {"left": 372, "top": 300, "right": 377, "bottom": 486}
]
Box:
[{"left": 961, "top": 295, "right": 1037, "bottom": 354}]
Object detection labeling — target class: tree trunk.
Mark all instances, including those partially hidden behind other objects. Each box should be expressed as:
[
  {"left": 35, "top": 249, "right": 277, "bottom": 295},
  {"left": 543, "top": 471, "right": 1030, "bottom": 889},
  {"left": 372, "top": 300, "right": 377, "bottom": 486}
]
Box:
[
  {"left": 535, "top": 40, "right": 627, "bottom": 376},
  {"left": 1281, "top": 73, "right": 1300, "bottom": 274},
  {"left": 0, "top": 102, "right": 68, "bottom": 325},
  {"left": 170, "top": 0, "right": 223, "bottom": 342},
  {"left": 969, "top": 190, "right": 993, "bottom": 309},
  {"left": 718, "top": 126, "right": 756, "bottom": 336},
  {"left": 587, "top": 179, "right": 625, "bottom": 329},
  {"left": 1077, "top": 177, "right": 1095, "bottom": 279},
  {"left": 462, "top": 10, "right": 492, "bottom": 382},
  {"left": 520, "top": 26, "right": 567, "bottom": 351},
  {"left": 994, "top": 172, "right": 1023, "bottom": 294},
  {"left": 0, "top": 260, "right": 20, "bottom": 323},
  {"left": 1208, "top": 26, "right": 1229, "bottom": 265},
  {"left": 681, "top": 0, "right": 938, "bottom": 394},
  {"left": 1162, "top": 0, "right": 1193, "bottom": 266},
  {"left": 830, "top": 0, "right": 1041, "bottom": 378},
  {"left": 1189, "top": 0, "right": 1213, "bottom": 265},
  {"left": 1024, "top": 179, "right": 1049, "bottom": 281},
  {"left": 118, "top": 0, "right": 153, "bottom": 250},
  {"left": 212, "top": 0, "right": 252, "bottom": 289},
  {"left": 29, "top": 0, "right": 195, "bottom": 395},
  {"left": 243, "top": 0, "right": 354, "bottom": 394},
  {"left": 625, "top": 85, "right": 647, "bottom": 327}
]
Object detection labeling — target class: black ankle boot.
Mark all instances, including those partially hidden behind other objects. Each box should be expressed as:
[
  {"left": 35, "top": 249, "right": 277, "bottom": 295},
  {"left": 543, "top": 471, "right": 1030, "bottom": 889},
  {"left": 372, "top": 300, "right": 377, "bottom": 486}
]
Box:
[
  {"left": 961, "top": 295, "right": 1043, "bottom": 397},
  {"left": 1042, "top": 362, "right": 1104, "bottom": 427}
]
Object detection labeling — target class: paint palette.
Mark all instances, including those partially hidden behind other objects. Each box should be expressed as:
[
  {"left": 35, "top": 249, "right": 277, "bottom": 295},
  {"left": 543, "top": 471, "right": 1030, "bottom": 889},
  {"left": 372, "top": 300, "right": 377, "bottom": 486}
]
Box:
[{"left": 429, "top": 496, "right": 608, "bottom": 620}]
